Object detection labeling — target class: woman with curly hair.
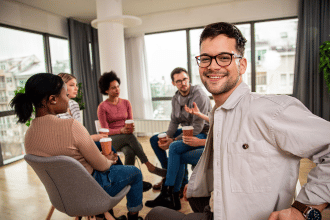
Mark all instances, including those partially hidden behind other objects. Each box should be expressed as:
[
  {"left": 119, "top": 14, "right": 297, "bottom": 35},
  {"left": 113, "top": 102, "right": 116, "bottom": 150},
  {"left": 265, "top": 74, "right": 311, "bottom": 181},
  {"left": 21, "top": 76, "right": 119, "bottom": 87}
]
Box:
[{"left": 98, "top": 71, "right": 166, "bottom": 179}]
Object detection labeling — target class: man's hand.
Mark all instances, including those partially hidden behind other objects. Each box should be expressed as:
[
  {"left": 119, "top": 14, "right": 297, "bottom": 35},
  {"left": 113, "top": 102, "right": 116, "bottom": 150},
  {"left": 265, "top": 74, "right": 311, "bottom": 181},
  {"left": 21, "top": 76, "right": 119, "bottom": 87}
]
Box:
[
  {"left": 182, "top": 136, "right": 206, "bottom": 147},
  {"left": 185, "top": 102, "right": 200, "bottom": 116},
  {"left": 268, "top": 207, "right": 305, "bottom": 220},
  {"left": 91, "top": 133, "right": 108, "bottom": 142},
  {"left": 183, "top": 184, "right": 188, "bottom": 201},
  {"left": 158, "top": 137, "right": 173, "bottom": 150}
]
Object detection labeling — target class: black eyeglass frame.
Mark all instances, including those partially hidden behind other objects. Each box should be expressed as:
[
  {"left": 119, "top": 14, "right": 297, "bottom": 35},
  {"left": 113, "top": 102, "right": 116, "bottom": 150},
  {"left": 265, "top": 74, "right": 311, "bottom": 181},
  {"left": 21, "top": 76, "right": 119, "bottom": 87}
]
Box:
[{"left": 195, "top": 52, "right": 242, "bottom": 68}]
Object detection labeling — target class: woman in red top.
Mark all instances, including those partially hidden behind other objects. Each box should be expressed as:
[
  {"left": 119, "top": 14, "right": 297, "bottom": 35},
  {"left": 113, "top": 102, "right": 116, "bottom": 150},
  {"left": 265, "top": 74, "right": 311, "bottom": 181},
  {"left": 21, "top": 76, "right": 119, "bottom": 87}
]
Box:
[{"left": 98, "top": 71, "right": 166, "bottom": 179}]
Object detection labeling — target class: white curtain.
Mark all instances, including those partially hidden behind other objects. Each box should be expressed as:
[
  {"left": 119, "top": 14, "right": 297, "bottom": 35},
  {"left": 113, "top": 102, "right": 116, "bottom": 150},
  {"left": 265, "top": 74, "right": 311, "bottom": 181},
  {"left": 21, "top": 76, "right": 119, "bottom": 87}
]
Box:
[{"left": 125, "top": 35, "right": 153, "bottom": 119}]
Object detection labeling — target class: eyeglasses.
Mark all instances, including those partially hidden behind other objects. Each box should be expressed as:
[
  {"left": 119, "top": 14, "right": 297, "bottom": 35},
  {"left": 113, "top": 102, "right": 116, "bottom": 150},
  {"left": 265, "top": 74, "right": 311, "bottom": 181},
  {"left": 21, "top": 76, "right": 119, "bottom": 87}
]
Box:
[
  {"left": 174, "top": 78, "right": 189, "bottom": 85},
  {"left": 195, "top": 52, "right": 242, "bottom": 68}
]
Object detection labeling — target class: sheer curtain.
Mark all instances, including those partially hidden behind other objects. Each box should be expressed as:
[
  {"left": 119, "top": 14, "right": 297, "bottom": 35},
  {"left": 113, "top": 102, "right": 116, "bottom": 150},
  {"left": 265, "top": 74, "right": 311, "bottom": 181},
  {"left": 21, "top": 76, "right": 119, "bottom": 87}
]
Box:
[
  {"left": 125, "top": 35, "right": 153, "bottom": 119},
  {"left": 68, "top": 18, "right": 103, "bottom": 133},
  {"left": 293, "top": 0, "right": 330, "bottom": 121}
]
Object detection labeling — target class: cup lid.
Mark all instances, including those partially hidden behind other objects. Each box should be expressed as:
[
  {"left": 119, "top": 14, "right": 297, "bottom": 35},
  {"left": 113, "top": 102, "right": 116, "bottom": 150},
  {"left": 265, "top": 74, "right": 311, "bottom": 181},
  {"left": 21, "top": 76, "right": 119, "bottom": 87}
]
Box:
[
  {"left": 99, "top": 128, "right": 109, "bottom": 132},
  {"left": 125, "top": 120, "right": 134, "bottom": 124},
  {"left": 182, "top": 126, "right": 194, "bottom": 130},
  {"left": 100, "top": 138, "right": 112, "bottom": 142},
  {"left": 158, "top": 133, "right": 167, "bottom": 138}
]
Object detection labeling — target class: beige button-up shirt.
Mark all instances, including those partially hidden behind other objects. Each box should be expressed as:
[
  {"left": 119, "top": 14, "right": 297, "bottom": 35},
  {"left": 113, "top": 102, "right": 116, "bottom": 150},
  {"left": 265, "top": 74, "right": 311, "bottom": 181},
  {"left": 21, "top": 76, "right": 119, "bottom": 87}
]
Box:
[{"left": 187, "top": 82, "right": 330, "bottom": 220}]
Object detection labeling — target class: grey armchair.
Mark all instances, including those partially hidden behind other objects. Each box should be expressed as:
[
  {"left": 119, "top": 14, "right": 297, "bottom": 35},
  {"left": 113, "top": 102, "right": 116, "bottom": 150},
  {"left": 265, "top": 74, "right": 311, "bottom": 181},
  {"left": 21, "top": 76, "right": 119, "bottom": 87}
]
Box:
[{"left": 25, "top": 154, "right": 130, "bottom": 220}]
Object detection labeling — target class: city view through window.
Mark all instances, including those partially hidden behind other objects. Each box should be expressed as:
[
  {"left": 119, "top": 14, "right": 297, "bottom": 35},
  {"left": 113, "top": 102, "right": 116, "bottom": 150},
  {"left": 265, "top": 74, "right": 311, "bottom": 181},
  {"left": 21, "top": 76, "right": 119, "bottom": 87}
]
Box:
[{"left": 0, "top": 26, "right": 70, "bottom": 164}]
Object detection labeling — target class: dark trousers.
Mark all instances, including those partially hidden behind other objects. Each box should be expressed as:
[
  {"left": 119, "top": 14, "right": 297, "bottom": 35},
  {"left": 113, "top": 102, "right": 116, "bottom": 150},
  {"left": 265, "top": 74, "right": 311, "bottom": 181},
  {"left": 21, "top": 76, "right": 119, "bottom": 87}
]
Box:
[{"left": 145, "top": 196, "right": 212, "bottom": 220}]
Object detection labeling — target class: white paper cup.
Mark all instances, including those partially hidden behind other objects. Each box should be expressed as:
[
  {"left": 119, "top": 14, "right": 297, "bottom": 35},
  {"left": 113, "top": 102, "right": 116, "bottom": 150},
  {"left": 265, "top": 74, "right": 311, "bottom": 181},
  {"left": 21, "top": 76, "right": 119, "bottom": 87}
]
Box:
[
  {"left": 182, "top": 126, "right": 194, "bottom": 136},
  {"left": 100, "top": 138, "right": 112, "bottom": 155},
  {"left": 158, "top": 133, "right": 167, "bottom": 144},
  {"left": 99, "top": 128, "right": 109, "bottom": 135},
  {"left": 125, "top": 120, "right": 134, "bottom": 132}
]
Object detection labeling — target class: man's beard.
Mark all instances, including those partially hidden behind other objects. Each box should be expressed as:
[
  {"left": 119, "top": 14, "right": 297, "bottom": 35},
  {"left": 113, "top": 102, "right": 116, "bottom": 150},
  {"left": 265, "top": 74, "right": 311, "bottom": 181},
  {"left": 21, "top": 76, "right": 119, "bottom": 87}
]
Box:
[{"left": 202, "top": 69, "right": 240, "bottom": 96}]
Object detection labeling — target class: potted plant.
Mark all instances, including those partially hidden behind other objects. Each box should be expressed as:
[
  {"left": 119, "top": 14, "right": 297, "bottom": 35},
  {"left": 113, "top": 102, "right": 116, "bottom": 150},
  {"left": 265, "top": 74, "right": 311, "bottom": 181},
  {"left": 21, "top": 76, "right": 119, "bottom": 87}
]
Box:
[
  {"left": 13, "top": 86, "right": 35, "bottom": 127},
  {"left": 319, "top": 41, "right": 330, "bottom": 93}
]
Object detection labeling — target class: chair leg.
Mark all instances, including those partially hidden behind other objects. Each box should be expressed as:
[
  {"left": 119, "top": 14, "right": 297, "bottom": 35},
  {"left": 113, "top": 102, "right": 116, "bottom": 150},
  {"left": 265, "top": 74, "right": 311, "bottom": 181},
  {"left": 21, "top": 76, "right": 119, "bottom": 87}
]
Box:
[
  {"left": 104, "top": 212, "right": 115, "bottom": 220},
  {"left": 45, "top": 205, "right": 55, "bottom": 220}
]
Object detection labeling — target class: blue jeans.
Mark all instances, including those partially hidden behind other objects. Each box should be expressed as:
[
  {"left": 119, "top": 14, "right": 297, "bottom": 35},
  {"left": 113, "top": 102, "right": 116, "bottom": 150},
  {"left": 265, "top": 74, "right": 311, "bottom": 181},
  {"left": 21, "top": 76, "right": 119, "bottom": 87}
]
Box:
[
  {"left": 164, "top": 133, "right": 206, "bottom": 192},
  {"left": 93, "top": 165, "right": 143, "bottom": 212},
  {"left": 150, "top": 129, "right": 189, "bottom": 185}
]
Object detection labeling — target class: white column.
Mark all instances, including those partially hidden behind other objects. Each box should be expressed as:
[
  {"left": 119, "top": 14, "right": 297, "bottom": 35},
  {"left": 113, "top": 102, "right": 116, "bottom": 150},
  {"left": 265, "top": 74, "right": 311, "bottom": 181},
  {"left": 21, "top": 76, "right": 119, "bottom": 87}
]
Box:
[{"left": 92, "top": 0, "right": 141, "bottom": 100}]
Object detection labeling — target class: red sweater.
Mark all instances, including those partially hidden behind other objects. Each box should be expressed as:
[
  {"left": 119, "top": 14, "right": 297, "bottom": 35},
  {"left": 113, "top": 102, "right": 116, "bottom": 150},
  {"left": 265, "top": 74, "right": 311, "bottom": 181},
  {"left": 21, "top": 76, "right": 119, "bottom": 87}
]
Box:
[{"left": 97, "top": 98, "right": 133, "bottom": 135}]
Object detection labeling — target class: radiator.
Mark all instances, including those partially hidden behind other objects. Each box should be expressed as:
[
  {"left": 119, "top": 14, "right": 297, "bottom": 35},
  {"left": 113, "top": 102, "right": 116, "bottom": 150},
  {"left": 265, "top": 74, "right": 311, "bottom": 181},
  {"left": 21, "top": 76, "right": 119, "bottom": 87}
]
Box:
[{"left": 134, "top": 119, "right": 170, "bottom": 136}]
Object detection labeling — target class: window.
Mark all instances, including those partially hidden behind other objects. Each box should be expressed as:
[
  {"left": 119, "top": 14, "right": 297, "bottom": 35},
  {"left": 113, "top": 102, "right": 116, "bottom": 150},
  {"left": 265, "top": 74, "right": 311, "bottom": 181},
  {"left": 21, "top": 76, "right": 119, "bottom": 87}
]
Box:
[
  {"left": 145, "top": 30, "right": 187, "bottom": 119},
  {"left": 145, "top": 17, "right": 298, "bottom": 119},
  {"left": 255, "top": 18, "right": 297, "bottom": 94},
  {"left": 0, "top": 25, "right": 69, "bottom": 165},
  {"left": 49, "top": 37, "right": 71, "bottom": 74}
]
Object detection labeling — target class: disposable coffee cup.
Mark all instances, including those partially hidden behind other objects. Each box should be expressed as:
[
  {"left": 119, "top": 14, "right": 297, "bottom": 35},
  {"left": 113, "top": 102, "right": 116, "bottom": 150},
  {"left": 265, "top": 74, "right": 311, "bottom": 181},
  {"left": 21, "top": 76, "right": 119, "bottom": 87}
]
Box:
[
  {"left": 99, "top": 128, "right": 109, "bottom": 135},
  {"left": 158, "top": 133, "right": 167, "bottom": 144},
  {"left": 125, "top": 120, "right": 134, "bottom": 132},
  {"left": 182, "top": 126, "right": 194, "bottom": 137},
  {"left": 100, "top": 138, "right": 112, "bottom": 155}
]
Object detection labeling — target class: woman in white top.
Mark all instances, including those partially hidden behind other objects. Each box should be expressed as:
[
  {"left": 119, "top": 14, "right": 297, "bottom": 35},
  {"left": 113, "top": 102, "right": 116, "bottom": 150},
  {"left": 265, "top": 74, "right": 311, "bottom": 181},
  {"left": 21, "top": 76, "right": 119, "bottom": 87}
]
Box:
[{"left": 57, "top": 73, "right": 107, "bottom": 142}]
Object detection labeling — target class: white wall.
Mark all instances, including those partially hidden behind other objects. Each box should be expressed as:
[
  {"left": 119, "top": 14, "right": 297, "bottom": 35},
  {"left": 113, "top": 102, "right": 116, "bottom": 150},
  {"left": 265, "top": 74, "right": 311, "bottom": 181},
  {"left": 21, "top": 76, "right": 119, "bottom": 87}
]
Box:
[
  {"left": 125, "top": 0, "right": 299, "bottom": 37},
  {"left": 0, "top": 0, "right": 68, "bottom": 38}
]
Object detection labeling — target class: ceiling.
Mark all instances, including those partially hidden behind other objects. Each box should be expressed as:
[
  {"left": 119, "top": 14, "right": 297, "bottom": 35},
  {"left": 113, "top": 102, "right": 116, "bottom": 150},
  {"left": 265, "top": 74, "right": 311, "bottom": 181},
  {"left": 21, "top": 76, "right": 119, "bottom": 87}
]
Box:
[{"left": 12, "top": 0, "right": 242, "bottom": 23}]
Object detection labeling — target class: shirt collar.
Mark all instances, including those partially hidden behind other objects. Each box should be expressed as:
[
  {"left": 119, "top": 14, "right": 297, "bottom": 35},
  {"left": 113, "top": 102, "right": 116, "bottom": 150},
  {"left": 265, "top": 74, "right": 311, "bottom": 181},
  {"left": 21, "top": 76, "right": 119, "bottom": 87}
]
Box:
[{"left": 218, "top": 81, "right": 250, "bottom": 110}]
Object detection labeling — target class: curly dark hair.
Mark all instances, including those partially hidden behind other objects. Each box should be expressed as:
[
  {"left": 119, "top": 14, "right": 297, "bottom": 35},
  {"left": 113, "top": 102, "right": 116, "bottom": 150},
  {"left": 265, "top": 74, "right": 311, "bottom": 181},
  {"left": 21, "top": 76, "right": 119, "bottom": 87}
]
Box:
[
  {"left": 200, "top": 22, "right": 247, "bottom": 56},
  {"left": 98, "top": 71, "right": 121, "bottom": 95},
  {"left": 170, "top": 67, "right": 188, "bottom": 82}
]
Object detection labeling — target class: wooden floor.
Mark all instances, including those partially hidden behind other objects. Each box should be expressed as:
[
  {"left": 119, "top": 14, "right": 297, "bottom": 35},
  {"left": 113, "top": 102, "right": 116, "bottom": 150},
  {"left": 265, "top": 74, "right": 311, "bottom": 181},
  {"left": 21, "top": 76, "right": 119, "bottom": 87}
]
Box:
[{"left": 0, "top": 136, "right": 329, "bottom": 219}]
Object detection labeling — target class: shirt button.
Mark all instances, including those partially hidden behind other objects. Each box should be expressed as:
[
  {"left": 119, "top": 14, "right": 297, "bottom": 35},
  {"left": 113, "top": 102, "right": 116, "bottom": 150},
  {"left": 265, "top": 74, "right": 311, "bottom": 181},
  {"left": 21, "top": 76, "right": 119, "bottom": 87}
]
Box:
[{"left": 242, "top": 144, "right": 249, "bottom": 149}]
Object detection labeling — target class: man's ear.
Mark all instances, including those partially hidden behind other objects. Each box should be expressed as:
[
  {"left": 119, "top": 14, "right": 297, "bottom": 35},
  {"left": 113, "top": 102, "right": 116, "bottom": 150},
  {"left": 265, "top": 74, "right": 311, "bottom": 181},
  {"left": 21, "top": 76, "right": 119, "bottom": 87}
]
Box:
[
  {"left": 172, "top": 81, "right": 175, "bottom": 86},
  {"left": 239, "top": 58, "right": 247, "bottom": 76}
]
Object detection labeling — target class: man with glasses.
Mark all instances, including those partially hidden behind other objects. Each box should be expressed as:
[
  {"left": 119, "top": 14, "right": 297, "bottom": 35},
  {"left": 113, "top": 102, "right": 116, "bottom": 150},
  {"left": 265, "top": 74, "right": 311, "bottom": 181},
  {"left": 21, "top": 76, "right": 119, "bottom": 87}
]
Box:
[
  {"left": 148, "top": 67, "right": 211, "bottom": 208},
  {"left": 146, "top": 22, "right": 330, "bottom": 220}
]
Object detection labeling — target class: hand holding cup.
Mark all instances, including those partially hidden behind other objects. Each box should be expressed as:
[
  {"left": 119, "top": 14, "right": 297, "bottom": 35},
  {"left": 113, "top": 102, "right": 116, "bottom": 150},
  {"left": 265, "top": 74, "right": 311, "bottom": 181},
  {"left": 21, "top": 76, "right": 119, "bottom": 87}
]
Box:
[
  {"left": 125, "top": 120, "right": 134, "bottom": 133},
  {"left": 100, "top": 138, "right": 112, "bottom": 155}
]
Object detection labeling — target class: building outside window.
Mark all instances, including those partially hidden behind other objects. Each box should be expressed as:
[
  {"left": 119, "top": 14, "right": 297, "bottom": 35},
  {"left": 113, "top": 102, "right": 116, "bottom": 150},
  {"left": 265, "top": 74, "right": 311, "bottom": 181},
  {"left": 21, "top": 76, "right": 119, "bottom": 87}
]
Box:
[{"left": 0, "top": 25, "right": 70, "bottom": 165}]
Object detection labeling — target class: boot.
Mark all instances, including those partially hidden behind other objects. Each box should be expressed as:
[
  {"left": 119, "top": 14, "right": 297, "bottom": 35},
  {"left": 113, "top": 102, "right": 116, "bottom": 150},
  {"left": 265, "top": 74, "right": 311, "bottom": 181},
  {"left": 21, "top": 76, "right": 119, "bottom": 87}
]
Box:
[
  {"left": 173, "top": 191, "right": 181, "bottom": 210},
  {"left": 145, "top": 185, "right": 175, "bottom": 209},
  {"left": 127, "top": 212, "right": 143, "bottom": 220}
]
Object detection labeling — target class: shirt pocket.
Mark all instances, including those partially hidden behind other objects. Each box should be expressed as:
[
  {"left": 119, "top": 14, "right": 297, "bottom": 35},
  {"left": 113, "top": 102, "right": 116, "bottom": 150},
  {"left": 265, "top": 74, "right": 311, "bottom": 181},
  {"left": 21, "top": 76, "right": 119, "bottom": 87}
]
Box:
[{"left": 228, "top": 140, "right": 271, "bottom": 193}]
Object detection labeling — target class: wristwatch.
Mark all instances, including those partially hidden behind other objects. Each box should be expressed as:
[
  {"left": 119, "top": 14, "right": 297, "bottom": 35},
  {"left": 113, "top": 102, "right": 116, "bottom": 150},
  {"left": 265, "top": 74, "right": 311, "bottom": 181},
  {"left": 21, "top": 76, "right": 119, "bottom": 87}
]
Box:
[{"left": 292, "top": 201, "right": 322, "bottom": 220}]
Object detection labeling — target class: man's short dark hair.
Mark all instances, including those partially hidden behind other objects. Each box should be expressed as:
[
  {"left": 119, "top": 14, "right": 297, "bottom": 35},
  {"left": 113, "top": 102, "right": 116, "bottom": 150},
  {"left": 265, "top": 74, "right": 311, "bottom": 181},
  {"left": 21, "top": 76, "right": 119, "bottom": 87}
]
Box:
[
  {"left": 98, "top": 71, "right": 121, "bottom": 95},
  {"left": 170, "top": 67, "right": 188, "bottom": 82},
  {"left": 200, "top": 22, "right": 247, "bottom": 56}
]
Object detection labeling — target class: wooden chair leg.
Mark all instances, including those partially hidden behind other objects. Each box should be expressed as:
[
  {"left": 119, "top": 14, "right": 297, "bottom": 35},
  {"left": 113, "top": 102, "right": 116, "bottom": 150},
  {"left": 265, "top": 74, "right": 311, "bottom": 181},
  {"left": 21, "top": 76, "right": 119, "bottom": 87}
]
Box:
[
  {"left": 104, "top": 212, "right": 115, "bottom": 220},
  {"left": 45, "top": 205, "right": 55, "bottom": 220}
]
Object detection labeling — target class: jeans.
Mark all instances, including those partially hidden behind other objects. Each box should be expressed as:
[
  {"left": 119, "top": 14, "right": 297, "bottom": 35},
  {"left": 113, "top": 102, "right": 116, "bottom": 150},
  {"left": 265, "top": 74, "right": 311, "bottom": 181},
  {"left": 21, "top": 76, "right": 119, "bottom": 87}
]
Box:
[
  {"left": 93, "top": 165, "right": 143, "bottom": 212},
  {"left": 164, "top": 133, "right": 206, "bottom": 192}
]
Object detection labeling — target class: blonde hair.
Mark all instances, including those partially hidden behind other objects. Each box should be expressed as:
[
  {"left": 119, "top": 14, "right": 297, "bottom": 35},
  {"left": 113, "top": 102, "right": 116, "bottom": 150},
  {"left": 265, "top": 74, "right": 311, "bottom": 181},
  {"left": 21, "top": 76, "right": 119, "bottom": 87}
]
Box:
[{"left": 58, "top": 73, "right": 76, "bottom": 83}]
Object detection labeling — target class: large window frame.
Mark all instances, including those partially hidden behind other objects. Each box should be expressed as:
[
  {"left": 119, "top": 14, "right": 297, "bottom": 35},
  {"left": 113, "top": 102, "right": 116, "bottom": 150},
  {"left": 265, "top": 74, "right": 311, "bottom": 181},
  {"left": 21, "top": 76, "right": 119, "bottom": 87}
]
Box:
[
  {"left": 146, "top": 16, "right": 298, "bottom": 107},
  {"left": 0, "top": 23, "right": 71, "bottom": 166}
]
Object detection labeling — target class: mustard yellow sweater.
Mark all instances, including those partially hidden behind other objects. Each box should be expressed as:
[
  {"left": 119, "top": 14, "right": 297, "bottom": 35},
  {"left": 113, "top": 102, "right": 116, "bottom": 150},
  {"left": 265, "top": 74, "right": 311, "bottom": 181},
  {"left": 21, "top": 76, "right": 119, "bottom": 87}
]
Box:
[{"left": 25, "top": 115, "right": 113, "bottom": 174}]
